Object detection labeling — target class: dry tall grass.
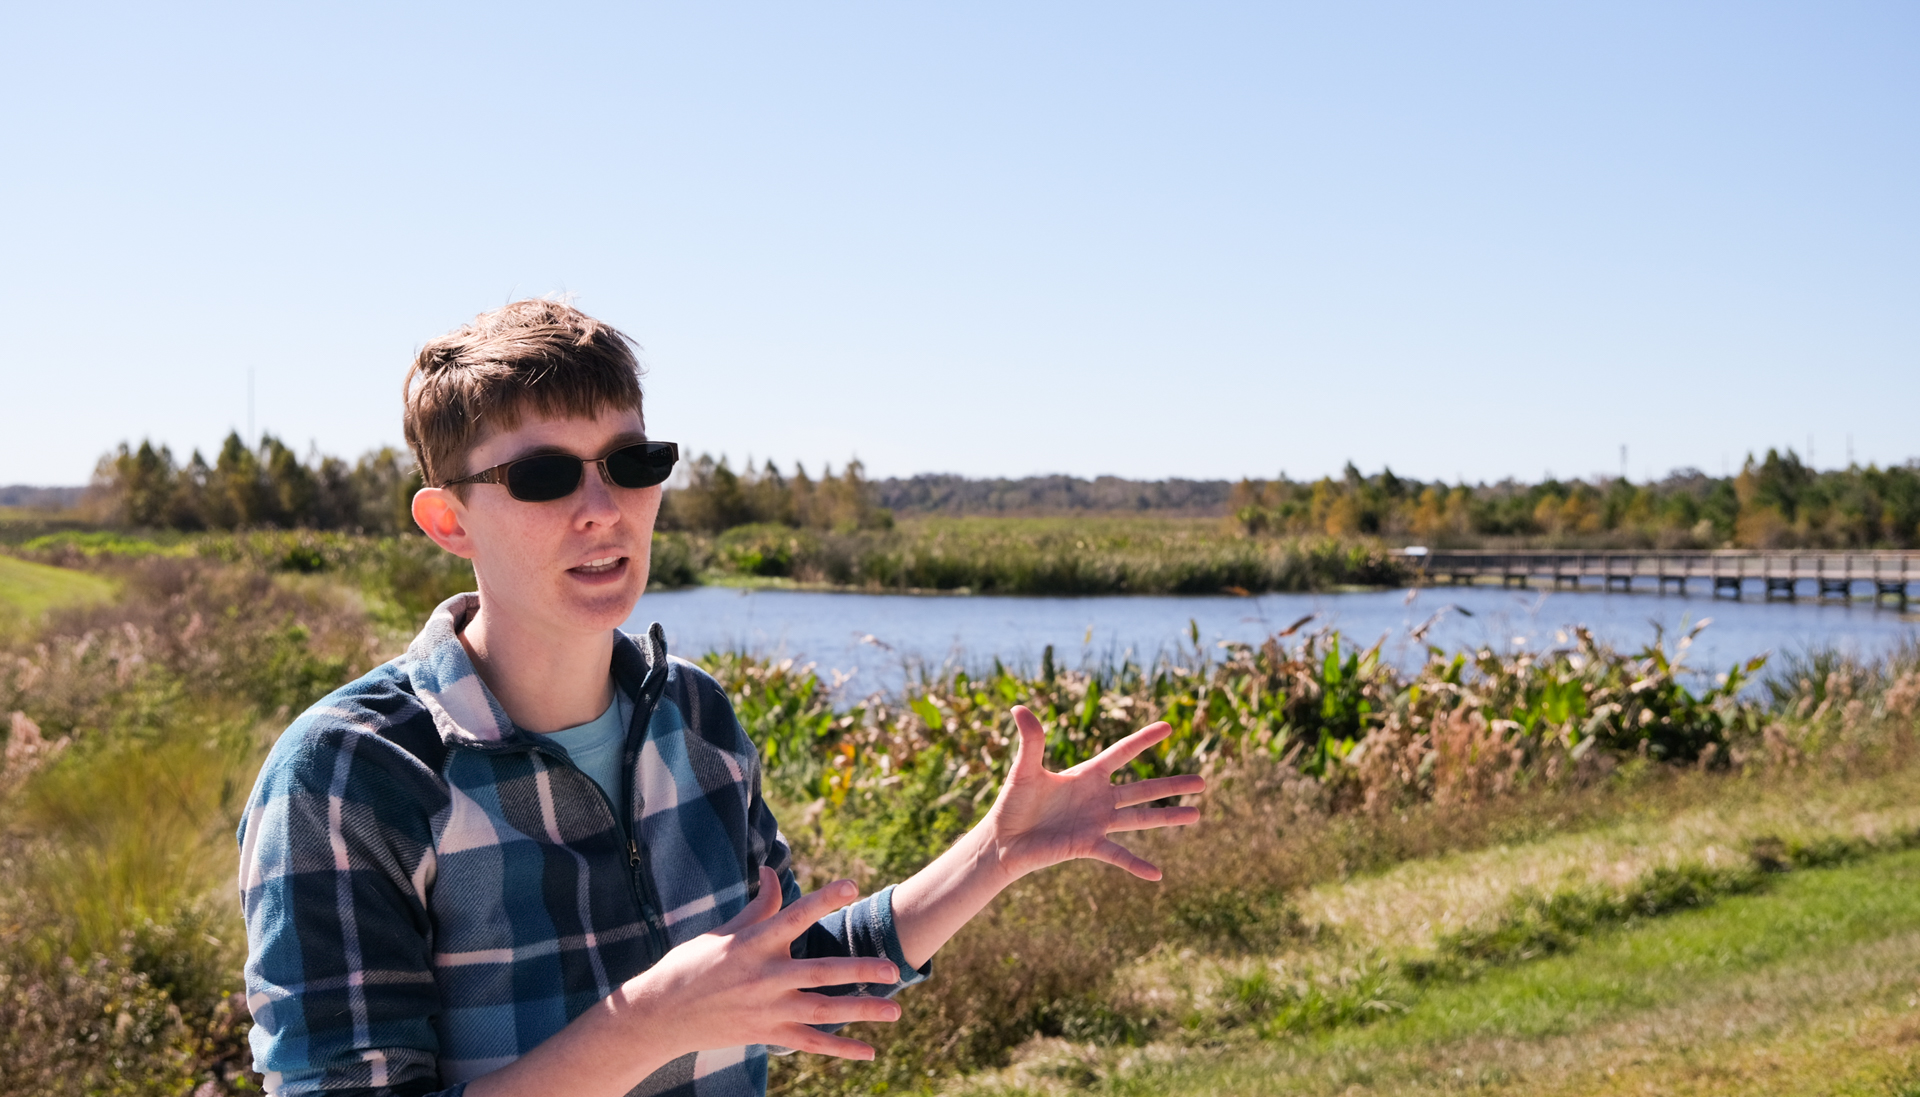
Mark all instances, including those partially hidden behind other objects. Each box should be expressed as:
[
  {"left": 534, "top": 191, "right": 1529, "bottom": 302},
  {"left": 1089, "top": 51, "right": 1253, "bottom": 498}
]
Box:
[
  {"left": 1, "top": 540, "right": 1913, "bottom": 1097},
  {"left": 0, "top": 554, "right": 380, "bottom": 1095}
]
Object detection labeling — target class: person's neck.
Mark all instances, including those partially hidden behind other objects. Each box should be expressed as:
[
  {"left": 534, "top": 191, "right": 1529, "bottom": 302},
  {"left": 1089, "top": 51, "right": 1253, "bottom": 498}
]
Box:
[{"left": 459, "top": 598, "right": 617, "bottom": 734}]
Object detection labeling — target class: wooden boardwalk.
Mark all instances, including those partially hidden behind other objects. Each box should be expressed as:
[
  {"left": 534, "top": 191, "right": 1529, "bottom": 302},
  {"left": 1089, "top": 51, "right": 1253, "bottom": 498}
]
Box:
[{"left": 1400, "top": 548, "right": 1920, "bottom": 607}]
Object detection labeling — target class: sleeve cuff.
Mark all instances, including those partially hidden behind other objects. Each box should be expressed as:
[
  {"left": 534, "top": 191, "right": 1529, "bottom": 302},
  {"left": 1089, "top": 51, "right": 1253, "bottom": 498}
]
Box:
[{"left": 860, "top": 884, "right": 932, "bottom": 993}]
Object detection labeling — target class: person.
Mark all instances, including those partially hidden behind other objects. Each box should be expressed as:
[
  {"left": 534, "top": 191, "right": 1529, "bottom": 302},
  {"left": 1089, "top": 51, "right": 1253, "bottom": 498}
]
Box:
[{"left": 236, "top": 299, "right": 1205, "bottom": 1097}]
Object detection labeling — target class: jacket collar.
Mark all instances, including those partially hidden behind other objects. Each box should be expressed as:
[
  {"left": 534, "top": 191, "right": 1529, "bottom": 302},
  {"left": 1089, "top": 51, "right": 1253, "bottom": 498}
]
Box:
[{"left": 404, "top": 591, "right": 669, "bottom": 750}]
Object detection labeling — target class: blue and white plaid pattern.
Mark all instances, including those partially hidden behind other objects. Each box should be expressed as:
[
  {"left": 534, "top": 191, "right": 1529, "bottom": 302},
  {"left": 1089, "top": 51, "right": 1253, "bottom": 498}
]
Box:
[{"left": 238, "top": 592, "right": 927, "bottom": 1097}]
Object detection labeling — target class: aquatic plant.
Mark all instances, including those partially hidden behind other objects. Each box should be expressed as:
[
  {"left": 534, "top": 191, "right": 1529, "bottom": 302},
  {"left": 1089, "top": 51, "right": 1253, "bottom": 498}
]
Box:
[
  {"left": 707, "top": 619, "right": 1767, "bottom": 877},
  {"left": 2, "top": 542, "right": 1911, "bottom": 1097}
]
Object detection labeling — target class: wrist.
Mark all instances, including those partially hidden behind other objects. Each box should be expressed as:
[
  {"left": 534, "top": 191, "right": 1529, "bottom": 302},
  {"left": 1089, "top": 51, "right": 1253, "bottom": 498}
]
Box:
[
  {"left": 607, "top": 967, "right": 695, "bottom": 1072},
  {"left": 971, "top": 811, "right": 1029, "bottom": 887},
  {"left": 467, "top": 972, "right": 681, "bottom": 1097}
]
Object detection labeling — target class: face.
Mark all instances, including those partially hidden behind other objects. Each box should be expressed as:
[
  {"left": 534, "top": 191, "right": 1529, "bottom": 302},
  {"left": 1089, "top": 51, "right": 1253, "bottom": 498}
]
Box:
[{"left": 412, "top": 405, "right": 661, "bottom": 639}]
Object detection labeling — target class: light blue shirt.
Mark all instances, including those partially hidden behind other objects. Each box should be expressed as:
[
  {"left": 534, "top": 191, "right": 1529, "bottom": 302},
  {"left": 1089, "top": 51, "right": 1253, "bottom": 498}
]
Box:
[{"left": 545, "top": 682, "right": 632, "bottom": 811}]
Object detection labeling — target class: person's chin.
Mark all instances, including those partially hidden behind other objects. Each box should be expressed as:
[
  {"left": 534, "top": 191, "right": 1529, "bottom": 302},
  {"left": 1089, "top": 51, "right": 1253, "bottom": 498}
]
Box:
[{"left": 560, "top": 557, "right": 645, "bottom": 624}]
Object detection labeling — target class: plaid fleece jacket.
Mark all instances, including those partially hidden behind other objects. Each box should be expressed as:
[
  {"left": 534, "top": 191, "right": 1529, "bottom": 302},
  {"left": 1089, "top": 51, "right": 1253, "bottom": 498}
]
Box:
[{"left": 237, "top": 593, "right": 927, "bottom": 1097}]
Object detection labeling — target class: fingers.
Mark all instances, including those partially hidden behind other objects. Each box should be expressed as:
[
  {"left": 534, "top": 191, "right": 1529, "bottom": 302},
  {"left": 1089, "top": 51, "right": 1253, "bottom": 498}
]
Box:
[
  {"left": 1088, "top": 838, "right": 1162, "bottom": 881},
  {"left": 1108, "top": 804, "right": 1202, "bottom": 833},
  {"left": 768, "top": 993, "right": 905, "bottom": 1061},
  {"left": 714, "top": 866, "right": 785, "bottom": 936},
  {"left": 1086, "top": 721, "right": 1173, "bottom": 776},
  {"left": 792, "top": 990, "right": 904, "bottom": 1026},
  {"left": 784, "top": 955, "right": 902, "bottom": 990},
  {"left": 1010, "top": 705, "right": 1047, "bottom": 778},
  {"left": 767, "top": 877, "right": 863, "bottom": 944},
  {"left": 770, "top": 1023, "right": 878, "bottom": 1061},
  {"left": 1112, "top": 773, "right": 1207, "bottom": 809}
]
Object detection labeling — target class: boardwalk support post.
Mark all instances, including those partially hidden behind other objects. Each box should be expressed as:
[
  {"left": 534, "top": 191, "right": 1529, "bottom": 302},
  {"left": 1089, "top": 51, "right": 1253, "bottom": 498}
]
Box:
[{"left": 1877, "top": 581, "right": 1910, "bottom": 611}]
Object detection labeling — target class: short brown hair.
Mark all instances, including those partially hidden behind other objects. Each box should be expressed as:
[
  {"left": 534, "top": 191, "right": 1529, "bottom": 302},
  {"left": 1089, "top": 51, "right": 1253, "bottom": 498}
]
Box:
[{"left": 403, "top": 299, "right": 644, "bottom": 489}]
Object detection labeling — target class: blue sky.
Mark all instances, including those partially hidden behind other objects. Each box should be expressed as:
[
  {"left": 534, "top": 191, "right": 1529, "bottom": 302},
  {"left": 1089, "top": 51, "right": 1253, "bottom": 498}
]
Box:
[{"left": 2, "top": 2, "right": 1914, "bottom": 486}]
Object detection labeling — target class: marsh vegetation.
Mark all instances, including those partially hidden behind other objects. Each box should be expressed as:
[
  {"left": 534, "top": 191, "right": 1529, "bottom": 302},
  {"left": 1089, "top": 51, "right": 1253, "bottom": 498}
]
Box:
[
  {"left": 4, "top": 525, "right": 1918, "bottom": 1095},
  {"left": 47, "top": 438, "right": 1920, "bottom": 603}
]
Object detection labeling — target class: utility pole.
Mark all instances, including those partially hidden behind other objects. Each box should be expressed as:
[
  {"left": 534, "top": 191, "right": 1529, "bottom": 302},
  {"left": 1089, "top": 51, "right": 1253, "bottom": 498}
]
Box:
[
  {"left": 1620, "top": 444, "right": 1628, "bottom": 483},
  {"left": 247, "top": 367, "right": 256, "bottom": 445}
]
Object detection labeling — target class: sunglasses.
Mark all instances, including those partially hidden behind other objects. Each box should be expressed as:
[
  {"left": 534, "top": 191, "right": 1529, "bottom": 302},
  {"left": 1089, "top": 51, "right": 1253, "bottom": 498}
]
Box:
[{"left": 440, "top": 441, "right": 680, "bottom": 502}]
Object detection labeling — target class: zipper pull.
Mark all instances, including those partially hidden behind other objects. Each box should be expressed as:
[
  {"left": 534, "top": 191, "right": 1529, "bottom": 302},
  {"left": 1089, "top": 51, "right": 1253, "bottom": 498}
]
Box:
[{"left": 628, "top": 839, "right": 641, "bottom": 868}]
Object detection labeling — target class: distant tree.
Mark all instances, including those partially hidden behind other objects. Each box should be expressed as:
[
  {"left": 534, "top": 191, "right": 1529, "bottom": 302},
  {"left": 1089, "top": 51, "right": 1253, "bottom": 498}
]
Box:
[
  {"left": 345, "top": 447, "right": 422, "bottom": 534},
  {"left": 657, "top": 455, "right": 891, "bottom": 533},
  {"left": 260, "top": 435, "right": 317, "bottom": 526},
  {"left": 76, "top": 436, "right": 1920, "bottom": 549},
  {"left": 88, "top": 435, "right": 422, "bottom": 533},
  {"left": 93, "top": 441, "right": 179, "bottom": 528}
]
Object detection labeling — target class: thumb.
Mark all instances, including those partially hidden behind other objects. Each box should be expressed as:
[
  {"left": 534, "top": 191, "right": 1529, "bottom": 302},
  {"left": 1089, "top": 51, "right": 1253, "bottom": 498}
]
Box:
[
  {"left": 1010, "top": 705, "right": 1047, "bottom": 778},
  {"left": 715, "top": 865, "right": 784, "bottom": 936}
]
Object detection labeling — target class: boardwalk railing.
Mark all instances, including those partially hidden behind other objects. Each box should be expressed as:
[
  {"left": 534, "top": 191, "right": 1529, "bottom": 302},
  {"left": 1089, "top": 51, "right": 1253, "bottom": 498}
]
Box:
[{"left": 1398, "top": 548, "right": 1919, "bottom": 607}]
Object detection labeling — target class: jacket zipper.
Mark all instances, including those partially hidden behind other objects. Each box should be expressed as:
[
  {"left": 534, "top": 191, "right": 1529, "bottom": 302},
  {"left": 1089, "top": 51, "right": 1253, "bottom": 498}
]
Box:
[
  {"left": 623, "top": 821, "right": 672, "bottom": 959},
  {"left": 534, "top": 744, "right": 671, "bottom": 962}
]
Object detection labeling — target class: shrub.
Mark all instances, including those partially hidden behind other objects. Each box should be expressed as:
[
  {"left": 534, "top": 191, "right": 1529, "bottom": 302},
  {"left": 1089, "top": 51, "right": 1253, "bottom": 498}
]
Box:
[{"left": 0, "top": 552, "right": 376, "bottom": 1095}]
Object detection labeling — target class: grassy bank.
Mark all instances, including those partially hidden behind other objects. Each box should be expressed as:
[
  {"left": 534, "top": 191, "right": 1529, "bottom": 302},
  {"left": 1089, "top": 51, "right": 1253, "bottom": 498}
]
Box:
[
  {"left": 977, "top": 845, "right": 1920, "bottom": 1096},
  {"left": 9, "top": 519, "right": 1404, "bottom": 597},
  {"left": 0, "top": 554, "right": 116, "bottom": 626},
  {"left": 748, "top": 635, "right": 1918, "bottom": 1095},
  {"left": 0, "top": 550, "right": 387, "bottom": 1095},
  {"left": 664, "top": 515, "right": 1405, "bottom": 594},
  {"left": 1, "top": 539, "right": 1915, "bottom": 1096}
]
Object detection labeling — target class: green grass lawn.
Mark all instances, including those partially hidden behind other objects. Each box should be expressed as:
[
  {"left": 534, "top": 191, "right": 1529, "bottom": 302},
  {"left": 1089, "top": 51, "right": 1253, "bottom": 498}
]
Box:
[
  {"left": 0, "top": 553, "right": 116, "bottom": 625},
  {"left": 977, "top": 849, "right": 1920, "bottom": 1096}
]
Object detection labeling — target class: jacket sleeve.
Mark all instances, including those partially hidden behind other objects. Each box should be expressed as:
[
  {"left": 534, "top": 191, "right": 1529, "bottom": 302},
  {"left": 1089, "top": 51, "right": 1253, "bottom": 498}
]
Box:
[{"left": 238, "top": 720, "right": 461, "bottom": 1097}]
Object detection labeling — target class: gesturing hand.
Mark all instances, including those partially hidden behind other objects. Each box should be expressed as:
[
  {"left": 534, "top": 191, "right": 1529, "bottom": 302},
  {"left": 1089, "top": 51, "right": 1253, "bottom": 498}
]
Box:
[
  {"left": 984, "top": 704, "right": 1206, "bottom": 882},
  {"left": 630, "top": 866, "right": 904, "bottom": 1061}
]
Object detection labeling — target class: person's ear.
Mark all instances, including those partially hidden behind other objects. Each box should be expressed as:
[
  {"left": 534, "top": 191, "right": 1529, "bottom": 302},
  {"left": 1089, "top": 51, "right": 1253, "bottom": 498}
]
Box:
[{"left": 412, "top": 487, "right": 477, "bottom": 558}]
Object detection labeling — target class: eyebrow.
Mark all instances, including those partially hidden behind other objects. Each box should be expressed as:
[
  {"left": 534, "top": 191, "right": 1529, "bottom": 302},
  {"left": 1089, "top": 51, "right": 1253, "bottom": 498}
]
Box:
[{"left": 500, "top": 432, "right": 649, "bottom": 466}]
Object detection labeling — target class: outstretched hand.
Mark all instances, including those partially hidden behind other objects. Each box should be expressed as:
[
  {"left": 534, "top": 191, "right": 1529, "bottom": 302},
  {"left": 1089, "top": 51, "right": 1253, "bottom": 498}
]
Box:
[{"left": 983, "top": 705, "right": 1206, "bottom": 882}]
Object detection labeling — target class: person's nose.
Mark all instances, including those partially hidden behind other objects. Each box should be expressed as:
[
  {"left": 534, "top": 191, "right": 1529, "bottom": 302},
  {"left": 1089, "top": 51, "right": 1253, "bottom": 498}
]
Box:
[{"left": 573, "top": 460, "right": 622, "bottom": 528}]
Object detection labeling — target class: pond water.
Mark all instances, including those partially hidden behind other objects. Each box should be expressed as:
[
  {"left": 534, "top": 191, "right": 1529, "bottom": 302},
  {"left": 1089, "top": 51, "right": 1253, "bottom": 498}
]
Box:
[{"left": 627, "top": 583, "right": 1920, "bottom": 697}]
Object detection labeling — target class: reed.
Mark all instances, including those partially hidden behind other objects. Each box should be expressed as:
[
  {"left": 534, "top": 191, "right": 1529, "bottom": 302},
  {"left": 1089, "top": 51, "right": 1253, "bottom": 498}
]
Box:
[
  {"left": 0, "top": 550, "right": 380, "bottom": 1095},
  {"left": 714, "top": 617, "right": 1765, "bottom": 879},
  {"left": 16, "top": 520, "right": 1401, "bottom": 598},
  {"left": 3, "top": 543, "right": 1916, "bottom": 1097},
  {"left": 662, "top": 515, "right": 1405, "bottom": 594}
]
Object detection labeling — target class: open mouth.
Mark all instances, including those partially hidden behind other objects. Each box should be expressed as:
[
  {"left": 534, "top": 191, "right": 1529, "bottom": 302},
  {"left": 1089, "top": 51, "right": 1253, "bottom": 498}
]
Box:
[{"left": 568, "top": 555, "right": 629, "bottom": 579}]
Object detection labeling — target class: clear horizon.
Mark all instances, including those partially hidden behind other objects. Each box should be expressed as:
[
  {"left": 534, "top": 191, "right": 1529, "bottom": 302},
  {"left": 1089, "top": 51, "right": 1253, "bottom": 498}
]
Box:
[{"left": 3, "top": 3, "right": 1915, "bottom": 488}]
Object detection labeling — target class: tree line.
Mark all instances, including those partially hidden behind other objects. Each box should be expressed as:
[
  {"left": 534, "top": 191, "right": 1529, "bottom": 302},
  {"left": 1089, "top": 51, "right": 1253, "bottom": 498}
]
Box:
[
  {"left": 656, "top": 455, "right": 893, "bottom": 533},
  {"left": 1231, "top": 450, "right": 1920, "bottom": 549},
  {"left": 80, "top": 440, "right": 894, "bottom": 536},
  {"left": 74, "top": 436, "right": 1920, "bottom": 550},
  {"left": 88, "top": 435, "right": 420, "bottom": 534}
]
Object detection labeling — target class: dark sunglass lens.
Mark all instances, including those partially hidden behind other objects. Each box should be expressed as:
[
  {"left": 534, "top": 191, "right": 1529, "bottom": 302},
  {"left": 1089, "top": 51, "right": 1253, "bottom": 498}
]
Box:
[
  {"left": 605, "top": 443, "right": 677, "bottom": 489},
  {"left": 506, "top": 455, "right": 585, "bottom": 501}
]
